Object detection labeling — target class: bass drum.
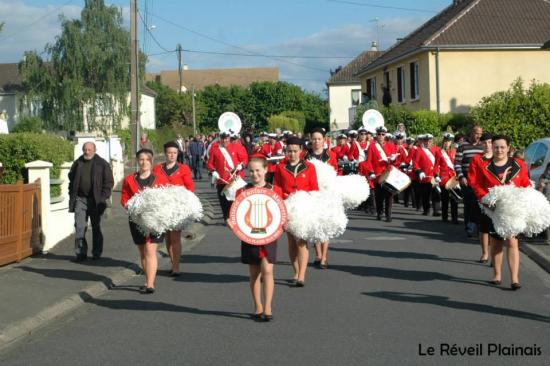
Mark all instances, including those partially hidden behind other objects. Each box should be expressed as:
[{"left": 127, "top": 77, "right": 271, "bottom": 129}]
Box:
[
  {"left": 378, "top": 166, "right": 411, "bottom": 195},
  {"left": 222, "top": 176, "right": 247, "bottom": 201}
]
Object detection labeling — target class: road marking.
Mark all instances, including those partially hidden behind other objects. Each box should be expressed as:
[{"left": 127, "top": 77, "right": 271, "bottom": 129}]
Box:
[{"left": 365, "top": 236, "right": 406, "bottom": 241}]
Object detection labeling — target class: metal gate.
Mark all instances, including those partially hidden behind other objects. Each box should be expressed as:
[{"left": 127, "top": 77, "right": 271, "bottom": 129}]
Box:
[{"left": 0, "top": 180, "right": 41, "bottom": 266}]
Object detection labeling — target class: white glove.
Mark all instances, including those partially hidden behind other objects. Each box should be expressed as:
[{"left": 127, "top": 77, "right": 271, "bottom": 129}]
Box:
[
  {"left": 390, "top": 154, "right": 398, "bottom": 162},
  {"left": 419, "top": 172, "right": 426, "bottom": 180},
  {"left": 342, "top": 156, "right": 349, "bottom": 162},
  {"left": 369, "top": 174, "right": 376, "bottom": 180},
  {"left": 435, "top": 176, "right": 441, "bottom": 183},
  {"left": 235, "top": 163, "right": 243, "bottom": 172},
  {"left": 211, "top": 171, "right": 220, "bottom": 182}
]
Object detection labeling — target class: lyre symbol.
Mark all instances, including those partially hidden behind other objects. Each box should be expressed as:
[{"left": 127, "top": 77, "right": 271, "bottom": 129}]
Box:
[{"left": 244, "top": 199, "right": 273, "bottom": 234}]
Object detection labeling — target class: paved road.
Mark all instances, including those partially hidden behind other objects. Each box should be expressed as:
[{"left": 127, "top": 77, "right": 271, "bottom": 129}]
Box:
[{"left": 1, "top": 179, "right": 549, "bottom": 365}]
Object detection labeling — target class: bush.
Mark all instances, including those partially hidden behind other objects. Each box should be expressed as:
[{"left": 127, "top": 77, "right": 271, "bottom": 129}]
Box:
[
  {"left": 10, "top": 116, "right": 44, "bottom": 133},
  {"left": 267, "top": 114, "right": 301, "bottom": 132},
  {"left": 471, "top": 79, "right": 550, "bottom": 148},
  {"left": 0, "top": 133, "right": 74, "bottom": 188},
  {"left": 409, "top": 110, "right": 443, "bottom": 136},
  {"left": 279, "top": 111, "right": 306, "bottom": 132},
  {"left": 114, "top": 128, "right": 132, "bottom": 158}
]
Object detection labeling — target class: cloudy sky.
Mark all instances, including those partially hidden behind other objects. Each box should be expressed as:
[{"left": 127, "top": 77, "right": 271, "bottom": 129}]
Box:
[{"left": 0, "top": 0, "right": 451, "bottom": 93}]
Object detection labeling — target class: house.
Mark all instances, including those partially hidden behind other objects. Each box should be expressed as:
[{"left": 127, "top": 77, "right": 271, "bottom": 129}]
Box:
[
  {"left": 146, "top": 66, "right": 279, "bottom": 92},
  {"left": 326, "top": 47, "right": 382, "bottom": 130},
  {"left": 0, "top": 63, "right": 156, "bottom": 133},
  {"left": 355, "top": 0, "right": 550, "bottom": 114}
]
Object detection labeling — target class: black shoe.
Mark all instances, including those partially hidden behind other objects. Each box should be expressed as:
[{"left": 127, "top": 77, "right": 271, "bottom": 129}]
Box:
[
  {"left": 92, "top": 255, "right": 101, "bottom": 260},
  {"left": 478, "top": 258, "right": 489, "bottom": 264},
  {"left": 294, "top": 280, "right": 305, "bottom": 287},
  {"left": 376, "top": 214, "right": 382, "bottom": 221},
  {"left": 433, "top": 212, "right": 441, "bottom": 217},
  {"left": 169, "top": 270, "right": 181, "bottom": 277},
  {"left": 385, "top": 217, "right": 392, "bottom": 222},
  {"left": 320, "top": 262, "right": 328, "bottom": 269},
  {"left": 422, "top": 212, "right": 429, "bottom": 216},
  {"left": 141, "top": 287, "right": 155, "bottom": 294},
  {"left": 442, "top": 217, "right": 449, "bottom": 222},
  {"left": 452, "top": 219, "right": 459, "bottom": 225},
  {"left": 511, "top": 283, "right": 522, "bottom": 291},
  {"left": 261, "top": 314, "right": 273, "bottom": 322},
  {"left": 489, "top": 280, "right": 501, "bottom": 285},
  {"left": 251, "top": 313, "right": 263, "bottom": 321},
  {"left": 313, "top": 260, "right": 321, "bottom": 267},
  {"left": 73, "top": 255, "right": 87, "bottom": 262}
]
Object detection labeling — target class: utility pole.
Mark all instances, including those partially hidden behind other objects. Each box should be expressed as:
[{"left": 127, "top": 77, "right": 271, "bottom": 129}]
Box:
[
  {"left": 130, "top": 0, "right": 140, "bottom": 156},
  {"left": 192, "top": 84, "right": 196, "bottom": 135},
  {"left": 177, "top": 44, "right": 183, "bottom": 94}
]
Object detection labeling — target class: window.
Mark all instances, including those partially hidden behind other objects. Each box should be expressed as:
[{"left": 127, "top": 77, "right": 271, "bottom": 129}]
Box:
[
  {"left": 384, "top": 71, "right": 390, "bottom": 88},
  {"left": 397, "top": 66, "right": 406, "bottom": 103},
  {"left": 351, "top": 89, "right": 361, "bottom": 106},
  {"left": 366, "top": 78, "right": 376, "bottom": 100},
  {"left": 410, "top": 61, "right": 419, "bottom": 99}
]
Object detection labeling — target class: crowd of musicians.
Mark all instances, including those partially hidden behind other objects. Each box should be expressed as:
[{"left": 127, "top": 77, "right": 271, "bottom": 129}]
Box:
[{"left": 116, "top": 123, "right": 540, "bottom": 320}]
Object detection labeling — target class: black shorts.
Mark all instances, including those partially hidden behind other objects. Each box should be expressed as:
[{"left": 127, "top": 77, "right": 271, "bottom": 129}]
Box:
[
  {"left": 129, "top": 220, "right": 164, "bottom": 245},
  {"left": 478, "top": 213, "right": 491, "bottom": 234},
  {"left": 241, "top": 241, "right": 277, "bottom": 265}
]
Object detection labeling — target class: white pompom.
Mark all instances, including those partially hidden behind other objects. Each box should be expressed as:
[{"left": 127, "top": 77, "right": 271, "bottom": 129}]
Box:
[
  {"left": 481, "top": 185, "right": 550, "bottom": 239},
  {"left": 285, "top": 190, "right": 348, "bottom": 243},
  {"left": 333, "top": 174, "right": 370, "bottom": 209},
  {"left": 126, "top": 185, "right": 203, "bottom": 236},
  {"left": 308, "top": 159, "right": 337, "bottom": 191}
]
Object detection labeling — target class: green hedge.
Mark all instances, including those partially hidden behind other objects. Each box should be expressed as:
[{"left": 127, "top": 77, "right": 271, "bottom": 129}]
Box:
[
  {"left": 0, "top": 133, "right": 74, "bottom": 190},
  {"left": 267, "top": 114, "right": 302, "bottom": 133},
  {"left": 10, "top": 116, "right": 44, "bottom": 133}
]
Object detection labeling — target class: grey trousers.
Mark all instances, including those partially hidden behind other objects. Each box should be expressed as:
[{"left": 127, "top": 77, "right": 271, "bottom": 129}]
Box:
[{"left": 74, "top": 197, "right": 104, "bottom": 258}]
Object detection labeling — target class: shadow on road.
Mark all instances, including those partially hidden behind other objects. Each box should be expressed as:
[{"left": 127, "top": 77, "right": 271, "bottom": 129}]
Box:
[
  {"left": 87, "top": 298, "right": 250, "bottom": 319},
  {"left": 32, "top": 254, "right": 141, "bottom": 272},
  {"left": 173, "top": 272, "right": 248, "bottom": 283},
  {"left": 364, "top": 291, "right": 550, "bottom": 324},
  {"left": 329, "top": 264, "right": 491, "bottom": 287},
  {"left": 182, "top": 255, "right": 241, "bottom": 264},
  {"left": 18, "top": 266, "right": 116, "bottom": 287},
  {"left": 331, "top": 247, "right": 481, "bottom": 266}
]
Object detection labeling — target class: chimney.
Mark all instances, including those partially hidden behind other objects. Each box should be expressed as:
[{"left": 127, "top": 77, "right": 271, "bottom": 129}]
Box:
[
  {"left": 371, "top": 41, "right": 379, "bottom": 51},
  {"left": 183, "top": 64, "right": 189, "bottom": 70}
]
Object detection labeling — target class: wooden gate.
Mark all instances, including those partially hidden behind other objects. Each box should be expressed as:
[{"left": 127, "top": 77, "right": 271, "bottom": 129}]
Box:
[{"left": 0, "top": 180, "right": 42, "bottom": 266}]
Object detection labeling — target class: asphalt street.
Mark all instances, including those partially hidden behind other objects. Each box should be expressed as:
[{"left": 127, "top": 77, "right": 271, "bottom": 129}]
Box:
[{"left": 1, "top": 179, "right": 549, "bottom": 366}]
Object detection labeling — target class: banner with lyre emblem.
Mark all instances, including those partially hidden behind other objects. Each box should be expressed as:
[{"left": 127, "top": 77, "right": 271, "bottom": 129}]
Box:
[{"left": 228, "top": 187, "right": 287, "bottom": 246}]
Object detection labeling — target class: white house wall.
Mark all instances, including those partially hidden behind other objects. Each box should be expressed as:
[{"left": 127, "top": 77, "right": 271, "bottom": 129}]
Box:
[
  {"left": 328, "top": 83, "right": 360, "bottom": 130},
  {"left": 0, "top": 94, "right": 18, "bottom": 131},
  {"left": 121, "top": 93, "right": 156, "bottom": 130}
]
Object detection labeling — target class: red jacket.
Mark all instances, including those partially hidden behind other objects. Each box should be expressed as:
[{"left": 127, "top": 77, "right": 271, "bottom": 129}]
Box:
[
  {"left": 413, "top": 146, "right": 442, "bottom": 184},
  {"left": 347, "top": 140, "right": 369, "bottom": 162},
  {"left": 358, "top": 161, "right": 375, "bottom": 188},
  {"left": 364, "top": 141, "right": 398, "bottom": 177},
  {"left": 395, "top": 144, "right": 412, "bottom": 167},
  {"left": 331, "top": 144, "right": 349, "bottom": 160},
  {"left": 469, "top": 157, "right": 531, "bottom": 200},
  {"left": 152, "top": 163, "right": 194, "bottom": 192},
  {"left": 231, "top": 140, "right": 249, "bottom": 167},
  {"left": 261, "top": 142, "right": 284, "bottom": 173},
  {"left": 207, "top": 144, "right": 246, "bottom": 185},
  {"left": 438, "top": 148, "right": 456, "bottom": 186},
  {"left": 120, "top": 172, "right": 170, "bottom": 207},
  {"left": 273, "top": 160, "right": 319, "bottom": 199},
  {"left": 305, "top": 149, "right": 339, "bottom": 173}
]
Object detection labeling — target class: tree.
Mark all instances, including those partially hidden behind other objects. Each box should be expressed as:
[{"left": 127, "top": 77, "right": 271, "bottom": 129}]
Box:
[
  {"left": 147, "top": 81, "right": 206, "bottom": 128},
  {"left": 471, "top": 79, "right": 550, "bottom": 148},
  {"left": 19, "top": 0, "right": 145, "bottom": 133}
]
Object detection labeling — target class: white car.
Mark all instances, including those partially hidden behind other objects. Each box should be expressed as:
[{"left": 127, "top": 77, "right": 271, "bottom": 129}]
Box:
[{"left": 524, "top": 138, "right": 550, "bottom": 183}]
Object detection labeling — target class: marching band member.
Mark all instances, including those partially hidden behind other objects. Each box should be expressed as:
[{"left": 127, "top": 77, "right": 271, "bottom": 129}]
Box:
[
  {"left": 153, "top": 142, "right": 195, "bottom": 276},
  {"left": 438, "top": 133, "right": 459, "bottom": 224},
  {"left": 305, "top": 127, "right": 338, "bottom": 269},
  {"left": 402, "top": 137, "right": 416, "bottom": 208},
  {"left": 332, "top": 134, "right": 350, "bottom": 160},
  {"left": 364, "top": 126, "right": 398, "bottom": 221},
  {"left": 358, "top": 157, "right": 376, "bottom": 215},
  {"left": 207, "top": 131, "right": 246, "bottom": 221},
  {"left": 413, "top": 134, "right": 442, "bottom": 216},
  {"left": 261, "top": 133, "right": 284, "bottom": 183},
  {"left": 468, "top": 133, "right": 493, "bottom": 263},
  {"left": 348, "top": 128, "right": 370, "bottom": 163},
  {"left": 230, "top": 132, "right": 249, "bottom": 167},
  {"left": 393, "top": 132, "right": 407, "bottom": 204},
  {"left": 468, "top": 135, "right": 531, "bottom": 290},
  {"left": 236, "top": 155, "right": 283, "bottom": 322},
  {"left": 274, "top": 137, "right": 319, "bottom": 287},
  {"left": 121, "top": 149, "right": 170, "bottom": 294}
]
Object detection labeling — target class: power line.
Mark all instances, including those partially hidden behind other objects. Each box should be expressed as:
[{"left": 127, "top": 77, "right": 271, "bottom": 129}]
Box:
[
  {"left": 326, "top": 0, "right": 437, "bottom": 13},
  {"left": 146, "top": 11, "right": 330, "bottom": 73},
  {"left": 137, "top": 9, "right": 171, "bottom": 53},
  {"left": 0, "top": 0, "right": 75, "bottom": 42},
  {"left": 147, "top": 48, "right": 356, "bottom": 60}
]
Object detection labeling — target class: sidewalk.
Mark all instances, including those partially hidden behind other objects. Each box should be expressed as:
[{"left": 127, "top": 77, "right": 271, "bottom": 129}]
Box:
[{"left": 0, "top": 178, "right": 218, "bottom": 350}]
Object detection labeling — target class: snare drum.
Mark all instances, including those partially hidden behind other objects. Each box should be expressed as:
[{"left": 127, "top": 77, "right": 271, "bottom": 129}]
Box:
[
  {"left": 378, "top": 166, "right": 411, "bottom": 195},
  {"left": 222, "top": 176, "right": 247, "bottom": 201},
  {"left": 444, "top": 176, "right": 463, "bottom": 202}
]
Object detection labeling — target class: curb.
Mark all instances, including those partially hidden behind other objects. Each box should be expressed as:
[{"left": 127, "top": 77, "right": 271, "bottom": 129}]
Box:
[
  {"left": 0, "top": 220, "right": 208, "bottom": 352},
  {"left": 521, "top": 243, "right": 550, "bottom": 274}
]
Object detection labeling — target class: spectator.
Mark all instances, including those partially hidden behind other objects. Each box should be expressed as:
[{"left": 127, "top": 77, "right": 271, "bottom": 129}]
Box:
[
  {"left": 68, "top": 142, "right": 114, "bottom": 261},
  {"left": 188, "top": 135, "right": 206, "bottom": 180}
]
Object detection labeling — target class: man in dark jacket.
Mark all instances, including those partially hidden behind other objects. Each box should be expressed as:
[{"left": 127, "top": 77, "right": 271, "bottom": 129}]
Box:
[
  {"left": 68, "top": 142, "right": 114, "bottom": 261},
  {"left": 188, "top": 135, "right": 205, "bottom": 180}
]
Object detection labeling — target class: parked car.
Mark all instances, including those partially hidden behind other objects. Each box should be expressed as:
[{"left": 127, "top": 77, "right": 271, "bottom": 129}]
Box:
[{"left": 524, "top": 138, "right": 550, "bottom": 183}]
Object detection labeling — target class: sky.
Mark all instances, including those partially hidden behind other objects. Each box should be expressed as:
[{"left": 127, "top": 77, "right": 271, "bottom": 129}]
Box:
[{"left": 0, "top": 0, "right": 452, "bottom": 93}]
